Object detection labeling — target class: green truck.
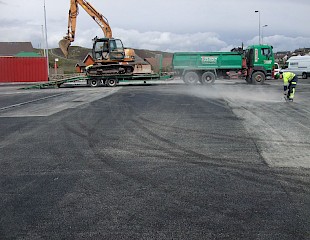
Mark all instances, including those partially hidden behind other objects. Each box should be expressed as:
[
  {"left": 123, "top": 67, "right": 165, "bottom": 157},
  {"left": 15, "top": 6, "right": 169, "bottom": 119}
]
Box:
[{"left": 172, "top": 45, "right": 275, "bottom": 85}]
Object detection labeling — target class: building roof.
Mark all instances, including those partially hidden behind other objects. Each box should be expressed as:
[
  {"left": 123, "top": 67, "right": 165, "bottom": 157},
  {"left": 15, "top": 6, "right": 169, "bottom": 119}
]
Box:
[
  {"left": 15, "top": 52, "right": 41, "bottom": 57},
  {"left": 75, "top": 63, "right": 86, "bottom": 67},
  {"left": 83, "top": 52, "right": 93, "bottom": 63},
  {"left": 0, "top": 42, "right": 35, "bottom": 56}
]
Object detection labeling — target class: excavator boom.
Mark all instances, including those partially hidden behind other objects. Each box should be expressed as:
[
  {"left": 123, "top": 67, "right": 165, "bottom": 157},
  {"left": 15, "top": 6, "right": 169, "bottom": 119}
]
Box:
[{"left": 59, "top": 0, "right": 112, "bottom": 57}]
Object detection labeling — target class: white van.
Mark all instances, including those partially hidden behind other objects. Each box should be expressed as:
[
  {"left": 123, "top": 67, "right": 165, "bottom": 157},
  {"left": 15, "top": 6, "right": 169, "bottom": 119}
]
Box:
[{"left": 282, "top": 56, "right": 310, "bottom": 79}]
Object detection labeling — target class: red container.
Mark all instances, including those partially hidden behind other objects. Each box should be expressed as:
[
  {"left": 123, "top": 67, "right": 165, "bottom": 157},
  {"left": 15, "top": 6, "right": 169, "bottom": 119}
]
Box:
[{"left": 0, "top": 57, "right": 48, "bottom": 83}]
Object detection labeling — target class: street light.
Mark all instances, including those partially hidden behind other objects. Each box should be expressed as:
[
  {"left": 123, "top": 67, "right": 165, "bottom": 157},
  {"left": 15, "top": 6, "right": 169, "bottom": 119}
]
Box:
[
  {"left": 262, "top": 25, "right": 268, "bottom": 44},
  {"left": 255, "top": 10, "right": 261, "bottom": 45}
]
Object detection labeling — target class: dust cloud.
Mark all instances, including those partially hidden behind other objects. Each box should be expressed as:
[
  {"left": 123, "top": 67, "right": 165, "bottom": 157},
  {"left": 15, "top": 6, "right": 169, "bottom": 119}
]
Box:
[
  {"left": 166, "top": 80, "right": 283, "bottom": 104},
  {"left": 164, "top": 81, "right": 310, "bottom": 169}
]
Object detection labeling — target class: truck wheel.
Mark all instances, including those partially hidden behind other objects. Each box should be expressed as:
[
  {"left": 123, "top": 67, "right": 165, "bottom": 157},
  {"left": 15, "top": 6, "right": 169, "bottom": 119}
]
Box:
[
  {"left": 184, "top": 72, "right": 199, "bottom": 85},
  {"left": 90, "top": 79, "right": 99, "bottom": 87},
  {"left": 251, "top": 72, "right": 265, "bottom": 85},
  {"left": 302, "top": 72, "right": 307, "bottom": 79},
  {"left": 201, "top": 72, "right": 216, "bottom": 84},
  {"left": 106, "top": 78, "right": 117, "bottom": 87}
]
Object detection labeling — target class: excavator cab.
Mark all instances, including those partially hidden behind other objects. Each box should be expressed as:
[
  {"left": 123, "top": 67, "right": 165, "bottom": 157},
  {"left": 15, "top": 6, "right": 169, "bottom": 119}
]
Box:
[{"left": 92, "top": 37, "right": 125, "bottom": 62}]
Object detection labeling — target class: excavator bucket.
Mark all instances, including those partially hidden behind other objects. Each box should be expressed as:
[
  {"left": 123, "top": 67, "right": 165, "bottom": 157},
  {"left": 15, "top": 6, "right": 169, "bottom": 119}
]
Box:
[{"left": 58, "top": 38, "right": 71, "bottom": 58}]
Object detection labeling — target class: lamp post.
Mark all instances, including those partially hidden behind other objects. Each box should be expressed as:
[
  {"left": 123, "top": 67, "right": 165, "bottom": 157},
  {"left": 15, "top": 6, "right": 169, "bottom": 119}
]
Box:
[
  {"left": 255, "top": 10, "right": 261, "bottom": 45},
  {"left": 44, "top": 0, "right": 49, "bottom": 77},
  {"left": 262, "top": 24, "right": 268, "bottom": 44},
  {"left": 41, "top": 25, "right": 45, "bottom": 57}
]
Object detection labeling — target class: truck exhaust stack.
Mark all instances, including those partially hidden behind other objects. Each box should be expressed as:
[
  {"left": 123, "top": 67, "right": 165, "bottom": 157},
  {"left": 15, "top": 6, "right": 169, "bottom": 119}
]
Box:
[{"left": 59, "top": 38, "right": 71, "bottom": 58}]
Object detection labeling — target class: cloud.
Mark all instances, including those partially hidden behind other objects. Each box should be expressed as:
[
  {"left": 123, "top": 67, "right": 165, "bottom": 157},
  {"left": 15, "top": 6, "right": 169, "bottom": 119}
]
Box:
[
  {"left": 1, "top": 16, "right": 309, "bottom": 54},
  {"left": 65, "top": 27, "right": 228, "bottom": 52},
  {"left": 67, "top": 26, "right": 310, "bottom": 53},
  {"left": 246, "top": 35, "right": 310, "bottom": 52},
  {"left": 116, "top": 29, "right": 228, "bottom": 52},
  {"left": 1, "top": 0, "right": 309, "bottom": 53}
]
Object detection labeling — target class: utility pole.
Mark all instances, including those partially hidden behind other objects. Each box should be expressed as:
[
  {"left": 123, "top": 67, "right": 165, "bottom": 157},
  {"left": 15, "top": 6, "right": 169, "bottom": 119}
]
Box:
[
  {"left": 41, "top": 25, "right": 45, "bottom": 57},
  {"left": 44, "top": 0, "right": 50, "bottom": 77},
  {"left": 255, "top": 10, "right": 261, "bottom": 45}
]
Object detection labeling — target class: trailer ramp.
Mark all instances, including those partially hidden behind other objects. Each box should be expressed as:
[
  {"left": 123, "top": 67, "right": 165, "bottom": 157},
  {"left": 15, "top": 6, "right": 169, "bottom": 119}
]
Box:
[{"left": 21, "top": 76, "right": 88, "bottom": 89}]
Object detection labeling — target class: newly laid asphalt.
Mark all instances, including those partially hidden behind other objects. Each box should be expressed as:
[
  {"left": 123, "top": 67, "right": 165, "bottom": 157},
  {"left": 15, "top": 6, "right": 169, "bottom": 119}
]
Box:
[{"left": 0, "top": 79, "right": 310, "bottom": 239}]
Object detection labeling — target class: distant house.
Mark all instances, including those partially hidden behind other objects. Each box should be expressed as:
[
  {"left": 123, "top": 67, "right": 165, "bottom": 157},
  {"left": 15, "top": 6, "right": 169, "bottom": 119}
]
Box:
[
  {"left": 0, "top": 42, "right": 36, "bottom": 56},
  {"left": 75, "top": 53, "right": 95, "bottom": 72},
  {"left": 274, "top": 51, "right": 291, "bottom": 65},
  {"left": 0, "top": 42, "right": 48, "bottom": 83},
  {"left": 75, "top": 63, "right": 86, "bottom": 73},
  {"left": 293, "top": 48, "right": 310, "bottom": 56},
  {"left": 274, "top": 48, "right": 310, "bottom": 66}
]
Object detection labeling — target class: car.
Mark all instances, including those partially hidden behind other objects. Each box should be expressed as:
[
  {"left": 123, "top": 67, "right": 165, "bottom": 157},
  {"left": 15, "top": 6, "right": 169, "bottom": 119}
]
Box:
[{"left": 274, "top": 63, "right": 280, "bottom": 76}]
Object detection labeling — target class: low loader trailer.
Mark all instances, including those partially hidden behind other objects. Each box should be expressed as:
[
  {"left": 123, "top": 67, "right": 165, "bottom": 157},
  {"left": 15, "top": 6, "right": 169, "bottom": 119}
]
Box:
[
  {"left": 22, "top": 73, "right": 172, "bottom": 90},
  {"left": 172, "top": 44, "right": 275, "bottom": 85},
  {"left": 86, "top": 73, "right": 172, "bottom": 87}
]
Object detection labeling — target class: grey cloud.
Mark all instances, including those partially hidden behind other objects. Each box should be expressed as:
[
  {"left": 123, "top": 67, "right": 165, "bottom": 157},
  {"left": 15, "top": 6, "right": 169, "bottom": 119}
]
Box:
[
  {"left": 246, "top": 35, "right": 310, "bottom": 52},
  {"left": 1, "top": 0, "right": 309, "bottom": 53},
  {"left": 0, "top": 19, "right": 25, "bottom": 27},
  {"left": 55, "top": 26, "right": 228, "bottom": 52}
]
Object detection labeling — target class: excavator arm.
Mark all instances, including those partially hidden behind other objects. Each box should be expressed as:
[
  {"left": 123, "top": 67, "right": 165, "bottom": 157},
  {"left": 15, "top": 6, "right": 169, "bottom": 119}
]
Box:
[{"left": 59, "top": 0, "right": 113, "bottom": 57}]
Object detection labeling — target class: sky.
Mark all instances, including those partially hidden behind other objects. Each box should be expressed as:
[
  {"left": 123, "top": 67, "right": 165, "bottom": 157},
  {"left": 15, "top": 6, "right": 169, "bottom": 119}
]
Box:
[{"left": 0, "top": 0, "right": 309, "bottom": 53}]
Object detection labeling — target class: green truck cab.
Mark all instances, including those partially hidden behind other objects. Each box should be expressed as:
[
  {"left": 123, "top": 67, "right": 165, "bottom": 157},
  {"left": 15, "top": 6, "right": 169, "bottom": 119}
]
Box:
[
  {"left": 172, "top": 45, "right": 274, "bottom": 85},
  {"left": 244, "top": 45, "right": 274, "bottom": 84}
]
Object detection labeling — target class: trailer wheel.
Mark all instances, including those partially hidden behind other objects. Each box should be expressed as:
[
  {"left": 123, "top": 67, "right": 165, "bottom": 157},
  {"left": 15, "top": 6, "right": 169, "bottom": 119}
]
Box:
[
  {"left": 184, "top": 71, "right": 199, "bottom": 85},
  {"left": 302, "top": 72, "right": 308, "bottom": 79},
  {"left": 201, "top": 72, "right": 216, "bottom": 84},
  {"left": 90, "top": 79, "right": 99, "bottom": 87},
  {"left": 106, "top": 78, "right": 117, "bottom": 87},
  {"left": 251, "top": 72, "right": 265, "bottom": 85}
]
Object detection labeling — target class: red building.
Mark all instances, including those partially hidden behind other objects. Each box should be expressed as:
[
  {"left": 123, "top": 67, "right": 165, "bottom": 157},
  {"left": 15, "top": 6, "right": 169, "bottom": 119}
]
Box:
[
  {"left": 0, "top": 42, "right": 48, "bottom": 83},
  {"left": 75, "top": 53, "right": 95, "bottom": 73}
]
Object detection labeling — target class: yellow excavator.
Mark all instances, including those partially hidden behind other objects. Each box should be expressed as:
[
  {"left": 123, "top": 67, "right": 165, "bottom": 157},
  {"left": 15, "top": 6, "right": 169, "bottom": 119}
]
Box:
[{"left": 59, "top": 0, "right": 135, "bottom": 75}]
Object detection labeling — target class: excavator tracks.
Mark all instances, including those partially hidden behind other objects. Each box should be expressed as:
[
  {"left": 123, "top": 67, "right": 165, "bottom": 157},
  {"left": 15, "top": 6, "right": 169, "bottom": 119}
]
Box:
[{"left": 86, "top": 63, "right": 134, "bottom": 77}]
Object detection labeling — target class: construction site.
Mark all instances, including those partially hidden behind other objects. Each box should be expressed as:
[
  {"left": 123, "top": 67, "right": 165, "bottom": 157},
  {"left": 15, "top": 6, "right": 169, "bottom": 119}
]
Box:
[
  {"left": 1, "top": 1, "right": 310, "bottom": 239},
  {"left": 0, "top": 0, "right": 285, "bottom": 89}
]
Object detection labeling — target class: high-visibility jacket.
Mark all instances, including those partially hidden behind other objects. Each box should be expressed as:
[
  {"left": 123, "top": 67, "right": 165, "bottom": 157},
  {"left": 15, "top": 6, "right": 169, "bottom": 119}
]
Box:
[{"left": 282, "top": 72, "right": 296, "bottom": 85}]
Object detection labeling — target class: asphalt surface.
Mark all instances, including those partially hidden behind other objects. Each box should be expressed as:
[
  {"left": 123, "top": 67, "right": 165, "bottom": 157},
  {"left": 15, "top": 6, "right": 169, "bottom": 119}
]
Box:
[{"left": 0, "top": 79, "right": 310, "bottom": 239}]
